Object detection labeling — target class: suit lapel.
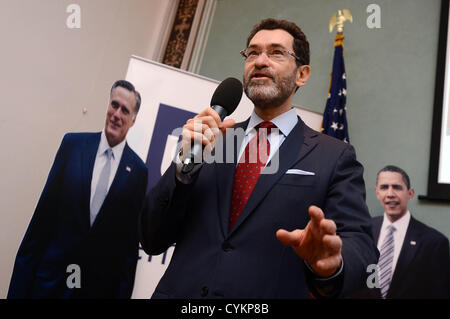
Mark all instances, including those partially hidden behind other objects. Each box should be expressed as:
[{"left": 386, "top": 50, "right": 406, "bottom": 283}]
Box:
[
  {"left": 216, "top": 120, "right": 248, "bottom": 237},
  {"left": 91, "top": 143, "right": 133, "bottom": 229},
  {"left": 388, "top": 217, "right": 419, "bottom": 296},
  {"left": 81, "top": 133, "right": 101, "bottom": 230},
  {"left": 228, "top": 117, "right": 319, "bottom": 236},
  {"left": 372, "top": 216, "right": 383, "bottom": 243}
]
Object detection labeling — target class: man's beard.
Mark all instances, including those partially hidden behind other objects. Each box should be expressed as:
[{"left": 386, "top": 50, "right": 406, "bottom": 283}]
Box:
[{"left": 244, "top": 67, "right": 297, "bottom": 109}]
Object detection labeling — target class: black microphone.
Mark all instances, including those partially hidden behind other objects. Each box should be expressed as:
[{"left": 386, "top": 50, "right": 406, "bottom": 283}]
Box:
[{"left": 182, "top": 77, "right": 243, "bottom": 174}]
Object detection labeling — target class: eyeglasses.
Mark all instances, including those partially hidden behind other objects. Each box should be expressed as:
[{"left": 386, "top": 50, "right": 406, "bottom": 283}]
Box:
[{"left": 240, "top": 47, "right": 301, "bottom": 63}]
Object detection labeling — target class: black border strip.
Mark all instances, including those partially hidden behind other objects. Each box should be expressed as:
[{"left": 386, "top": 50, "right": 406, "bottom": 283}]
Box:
[{"left": 422, "top": 0, "right": 450, "bottom": 201}]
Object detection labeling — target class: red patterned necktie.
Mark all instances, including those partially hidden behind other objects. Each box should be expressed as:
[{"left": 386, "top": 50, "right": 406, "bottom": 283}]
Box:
[{"left": 229, "top": 121, "right": 276, "bottom": 231}]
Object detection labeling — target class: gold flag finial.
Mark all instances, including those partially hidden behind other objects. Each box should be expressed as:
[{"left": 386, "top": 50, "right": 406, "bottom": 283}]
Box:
[{"left": 329, "top": 9, "right": 353, "bottom": 34}]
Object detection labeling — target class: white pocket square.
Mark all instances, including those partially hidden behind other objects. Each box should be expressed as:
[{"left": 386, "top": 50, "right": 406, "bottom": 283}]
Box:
[{"left": 285, "top": 169, "right": 315, "bottom": 176}]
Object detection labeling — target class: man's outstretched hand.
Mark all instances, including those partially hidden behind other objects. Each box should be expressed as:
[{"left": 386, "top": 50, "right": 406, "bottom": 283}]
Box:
[{"left": 276, "top": 205, "right": 343, "bottom": 277}]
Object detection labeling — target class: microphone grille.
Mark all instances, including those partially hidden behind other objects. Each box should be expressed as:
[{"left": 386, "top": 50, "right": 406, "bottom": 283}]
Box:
[{"left": 210, "top": 77, "right": 243, "bottom": 115}]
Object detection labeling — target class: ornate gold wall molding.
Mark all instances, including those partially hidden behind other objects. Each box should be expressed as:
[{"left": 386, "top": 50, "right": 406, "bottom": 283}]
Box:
[{"left": 162, "top": 0, "right": 199, "bottom": 68}]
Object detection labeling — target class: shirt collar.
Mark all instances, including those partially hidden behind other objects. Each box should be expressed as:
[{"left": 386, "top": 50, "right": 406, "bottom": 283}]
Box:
[
  {"left": 381, "top": 210, "right": 411, "bottom": 232},
  {"left": 246, "top": 108, "right": 298, "bottom": 137},
  {"left": 99, "top": 130, "right": 126, "bottom": 160}
]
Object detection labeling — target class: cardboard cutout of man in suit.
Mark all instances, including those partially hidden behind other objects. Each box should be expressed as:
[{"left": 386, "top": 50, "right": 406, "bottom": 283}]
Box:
[
  {"left": 139, "top": 18, "right": 378, "bottom": 298},
  {"left": 363, "top": 165, "right": 450, "bottom": 298},
  {"left": 8, "top": 80, "right": 148, "bottom": 298}
]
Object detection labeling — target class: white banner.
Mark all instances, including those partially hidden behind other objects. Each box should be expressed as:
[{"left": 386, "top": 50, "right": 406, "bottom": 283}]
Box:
[{"left": 125, "top": 56, "right": 322, "bottom": 299}]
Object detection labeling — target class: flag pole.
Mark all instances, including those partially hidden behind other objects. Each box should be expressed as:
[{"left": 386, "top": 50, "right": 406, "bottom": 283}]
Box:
[{"left": 321, "top": 9, "right": 353, "bottom": 143}]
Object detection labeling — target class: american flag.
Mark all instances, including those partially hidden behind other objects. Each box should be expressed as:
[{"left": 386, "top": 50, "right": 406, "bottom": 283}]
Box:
[{"left": 322, "top": 35, "right": 349, "bottom": 143}]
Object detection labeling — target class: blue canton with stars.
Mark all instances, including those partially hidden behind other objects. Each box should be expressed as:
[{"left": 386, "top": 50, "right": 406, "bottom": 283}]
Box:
[{"left": 322, "top": 44, "right": 349, "bottom": 143}]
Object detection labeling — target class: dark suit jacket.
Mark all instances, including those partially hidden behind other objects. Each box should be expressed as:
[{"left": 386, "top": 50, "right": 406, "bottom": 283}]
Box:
[
  {"left": 139, "top": 117, "right": 378, "bottom": 298},
  {"left": 8, "top": 132, "right": 148, "bottom": 299},
  {"left": 358, "top": 215, "right": 450, "bottom": 299}
]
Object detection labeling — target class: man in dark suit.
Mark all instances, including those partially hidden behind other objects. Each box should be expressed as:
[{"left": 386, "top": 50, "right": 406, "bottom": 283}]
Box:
[
  {"left": 139, "top": 18, "right": 378, "bottom": 298},
  {"left": 365, "top": 165, "right": 450, "bottom": 298},
  {"left": 8, "top": 80, "right": 148, "bottom": 298}
]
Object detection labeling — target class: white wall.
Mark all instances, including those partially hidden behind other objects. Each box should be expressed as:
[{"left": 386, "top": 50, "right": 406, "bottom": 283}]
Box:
[{"left": 0, "top": 0, "right": 173, "bottom": 298}]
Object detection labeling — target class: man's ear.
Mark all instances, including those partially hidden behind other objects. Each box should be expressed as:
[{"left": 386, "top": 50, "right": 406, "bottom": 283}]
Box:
[
  {"left": 375, "top": 186, "right": 382, "bottom": 201},
  {"left": 408, "top": 188, "right": 415, "bottom": 200},
  {"left": 296, "top": 65, "right": 311, "bottom": 88},
  {"left": 130, "top": 111, "right": 137, "bottom": 126}
]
